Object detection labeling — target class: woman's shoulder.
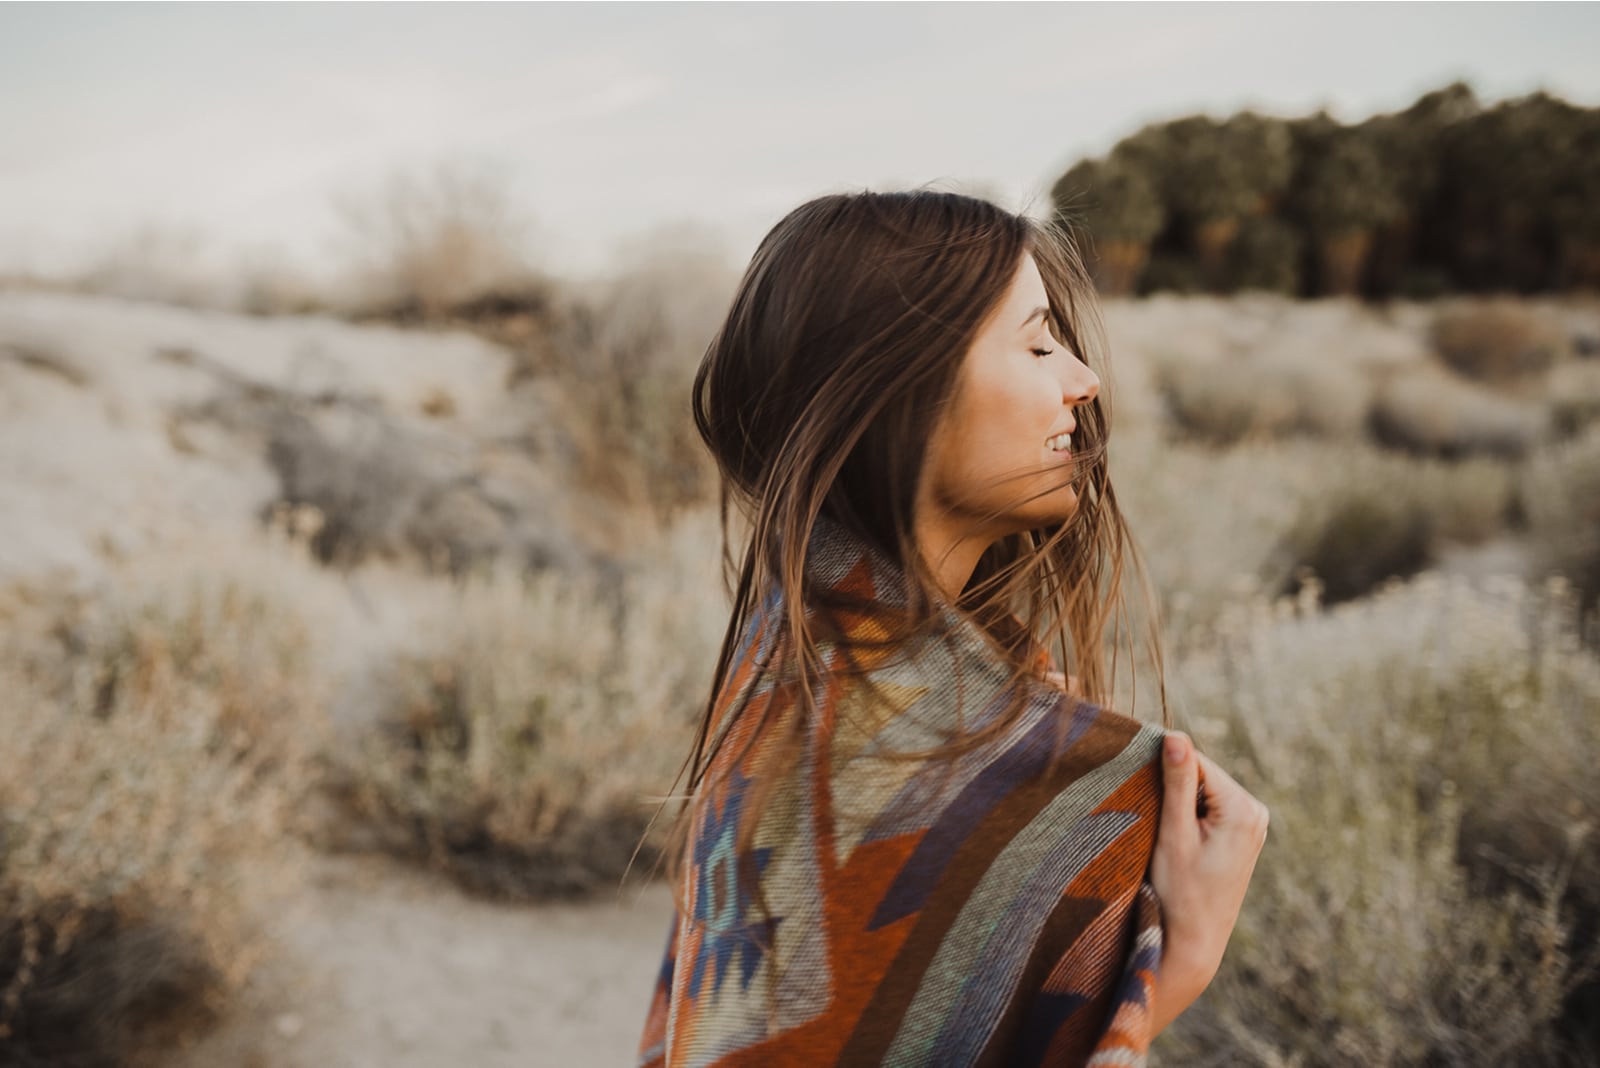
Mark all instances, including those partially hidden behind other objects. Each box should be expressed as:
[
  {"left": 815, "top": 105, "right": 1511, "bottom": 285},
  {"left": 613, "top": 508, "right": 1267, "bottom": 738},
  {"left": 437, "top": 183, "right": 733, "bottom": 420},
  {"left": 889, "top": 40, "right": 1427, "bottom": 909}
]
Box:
[{"left": 1022, "top": 682, "right": 1166, "bottom": 786}]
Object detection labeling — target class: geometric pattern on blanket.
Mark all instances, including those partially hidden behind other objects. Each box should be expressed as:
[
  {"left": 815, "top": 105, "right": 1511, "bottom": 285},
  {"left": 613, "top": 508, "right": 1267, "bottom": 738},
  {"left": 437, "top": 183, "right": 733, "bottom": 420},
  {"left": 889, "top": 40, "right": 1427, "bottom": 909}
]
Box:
[{"left": 637, "top": 514, "right": 1167, "bottom": 1067}]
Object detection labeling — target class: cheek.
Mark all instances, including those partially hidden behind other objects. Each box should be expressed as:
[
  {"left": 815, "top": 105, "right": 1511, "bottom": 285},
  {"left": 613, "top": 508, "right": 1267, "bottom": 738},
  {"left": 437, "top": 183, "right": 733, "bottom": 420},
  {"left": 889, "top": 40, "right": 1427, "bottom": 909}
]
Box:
[
  {"left": 978, "top": 368, "right": 1060, "bottom": 448},
  {"left": 944, "top": 376, "right": 1056, "bottom": 478}
]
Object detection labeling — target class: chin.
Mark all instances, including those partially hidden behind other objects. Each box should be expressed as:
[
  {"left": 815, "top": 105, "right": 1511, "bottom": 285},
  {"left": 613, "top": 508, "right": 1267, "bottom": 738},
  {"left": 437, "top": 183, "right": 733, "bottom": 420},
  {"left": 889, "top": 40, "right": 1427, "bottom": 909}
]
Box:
[{"left": 1010, "top": 488, "right": 1079, "bottom": 535}]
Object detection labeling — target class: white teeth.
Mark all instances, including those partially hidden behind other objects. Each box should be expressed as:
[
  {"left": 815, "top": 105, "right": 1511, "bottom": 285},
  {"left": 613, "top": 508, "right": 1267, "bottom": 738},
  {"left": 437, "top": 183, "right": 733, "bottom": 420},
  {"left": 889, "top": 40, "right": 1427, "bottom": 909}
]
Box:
[{"left": 1047, "top": 433, "right": 1072, "bottom": 451}]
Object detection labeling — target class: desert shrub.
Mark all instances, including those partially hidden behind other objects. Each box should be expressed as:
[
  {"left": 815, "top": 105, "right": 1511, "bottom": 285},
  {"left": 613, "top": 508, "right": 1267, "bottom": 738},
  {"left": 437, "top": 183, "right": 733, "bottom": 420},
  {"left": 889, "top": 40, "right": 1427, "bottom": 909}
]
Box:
[
  {"left": 1112, "top": 436, "right": 1309, "bottom": 652},
  {"left": 1430, "top": 300, "right": 1567, "bottom": 382},
  {"left": 0, "top": 570, "right": 327, "bottom": 1065},
  {"left": 1157, "top": 359, "right": 1271, "bottom": 446},
  {"left": 524, "top": 234, "right": 732, "bottom": 518},
  {"left": 321, "top": 516, "right": 726, "bottom": 900},
  {"left": 1277, "top": 444, "right": 1516, "bottom": 603},
  {"left": 1370, "top": 363, "right": 1550, "bottom": 458},
  {"left": 256, "top": 397, "right": 577, "bottom": 577},
  {"left": 69, "top": 224, "right": 233, "bottom": 311},
  {"left": 1547, "top": 358, "right": 1600, "bottom": 439},
  {"left": 1119, "top": 438, "right": 1517, "bottom": 646},
  {"left": 1401, "top": 453, "right": 1520, "bottom": 542},
  {"left": 1521, "top": 423, "right": 1600, "bottom": 620},
  {"left": 1283, "top": 481, "right": 1432, "bottom": 604},
  {"left": 332, "top": 161, "right": 544, "bottom": 321},
  {"left": 1156, "top": 573, "right": 1600, "bottom": 1065},
  {"left": 1159, "top": 352, "right": 1370, "bottom": 446}
]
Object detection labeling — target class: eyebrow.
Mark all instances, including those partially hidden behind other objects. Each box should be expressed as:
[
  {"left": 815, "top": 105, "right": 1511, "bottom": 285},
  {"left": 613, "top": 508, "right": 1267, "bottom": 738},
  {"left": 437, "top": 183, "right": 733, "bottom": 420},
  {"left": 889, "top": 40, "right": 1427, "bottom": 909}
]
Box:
[{"left": 1020, "top": 305, "right": 1049, "bottom": 330}]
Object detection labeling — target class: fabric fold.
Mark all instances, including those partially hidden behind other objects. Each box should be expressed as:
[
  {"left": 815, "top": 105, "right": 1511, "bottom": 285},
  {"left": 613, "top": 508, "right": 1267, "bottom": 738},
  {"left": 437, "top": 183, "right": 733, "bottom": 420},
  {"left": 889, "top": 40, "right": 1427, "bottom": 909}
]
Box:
[{"left": 637, "top": 515, "right": 1166, "bottom": 1067}]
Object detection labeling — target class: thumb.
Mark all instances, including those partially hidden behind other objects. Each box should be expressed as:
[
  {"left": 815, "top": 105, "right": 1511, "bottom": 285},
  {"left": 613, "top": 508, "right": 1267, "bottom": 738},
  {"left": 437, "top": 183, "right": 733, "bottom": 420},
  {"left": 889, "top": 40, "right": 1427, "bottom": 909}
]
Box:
[{"left": 1160, "top": 731, "right": 1200, "bottom": 849}]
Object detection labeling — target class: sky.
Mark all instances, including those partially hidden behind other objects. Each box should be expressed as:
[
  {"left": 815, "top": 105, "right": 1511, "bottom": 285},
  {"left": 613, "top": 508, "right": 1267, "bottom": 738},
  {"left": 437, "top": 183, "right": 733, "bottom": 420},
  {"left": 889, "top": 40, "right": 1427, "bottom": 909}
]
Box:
[{"left": 2, "top": 1, "right": 1598, "bottom": 285}]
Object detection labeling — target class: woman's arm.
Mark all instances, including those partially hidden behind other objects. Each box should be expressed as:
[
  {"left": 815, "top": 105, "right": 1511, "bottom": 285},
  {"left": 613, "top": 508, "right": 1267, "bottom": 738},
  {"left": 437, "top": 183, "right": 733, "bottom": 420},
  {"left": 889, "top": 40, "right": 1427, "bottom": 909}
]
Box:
[{"left": 1146, "top": 731, "right": 1270, "bottom": 1036}]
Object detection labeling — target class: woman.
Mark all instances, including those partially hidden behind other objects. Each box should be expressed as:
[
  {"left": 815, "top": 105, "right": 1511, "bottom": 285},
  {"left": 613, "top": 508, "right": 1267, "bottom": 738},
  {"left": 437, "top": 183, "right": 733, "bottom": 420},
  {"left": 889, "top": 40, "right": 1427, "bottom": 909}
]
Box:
[{"left": 637, "top": 190, "right": 1267, "bottom": 1067}]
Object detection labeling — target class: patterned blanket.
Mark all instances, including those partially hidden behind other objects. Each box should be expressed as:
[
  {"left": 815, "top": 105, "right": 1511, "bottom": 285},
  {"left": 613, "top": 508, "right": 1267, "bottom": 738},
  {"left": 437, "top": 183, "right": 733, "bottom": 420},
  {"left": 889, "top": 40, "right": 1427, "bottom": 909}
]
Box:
[{"left": 637, "top": 514, "right": 1168, "bottom": 1067}]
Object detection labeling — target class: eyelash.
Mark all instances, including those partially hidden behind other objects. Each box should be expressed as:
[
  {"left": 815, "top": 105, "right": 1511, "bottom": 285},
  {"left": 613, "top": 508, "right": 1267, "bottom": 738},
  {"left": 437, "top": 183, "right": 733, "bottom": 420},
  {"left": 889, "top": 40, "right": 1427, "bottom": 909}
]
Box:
[{"left": 1031, "top": 347, "right": 1055, "bottom": 358}]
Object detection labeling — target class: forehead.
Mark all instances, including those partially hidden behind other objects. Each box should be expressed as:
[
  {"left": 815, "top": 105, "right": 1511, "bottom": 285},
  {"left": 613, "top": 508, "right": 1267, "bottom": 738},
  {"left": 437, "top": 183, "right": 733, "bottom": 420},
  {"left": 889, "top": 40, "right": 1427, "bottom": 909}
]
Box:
[
  {"left": 1005, "top": 253, "right": 1047, "bottom": 307},
  {"left": 991, "top": 252, "right": 1048, "bottom": 325}
]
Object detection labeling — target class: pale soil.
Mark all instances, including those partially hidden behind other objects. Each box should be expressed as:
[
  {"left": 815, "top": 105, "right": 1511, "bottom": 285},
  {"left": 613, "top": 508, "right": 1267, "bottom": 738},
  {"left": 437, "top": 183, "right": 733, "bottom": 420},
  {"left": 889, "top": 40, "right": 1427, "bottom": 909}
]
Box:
[{"left": 172, "top": 853, "right": 675, "bottom": 1068}]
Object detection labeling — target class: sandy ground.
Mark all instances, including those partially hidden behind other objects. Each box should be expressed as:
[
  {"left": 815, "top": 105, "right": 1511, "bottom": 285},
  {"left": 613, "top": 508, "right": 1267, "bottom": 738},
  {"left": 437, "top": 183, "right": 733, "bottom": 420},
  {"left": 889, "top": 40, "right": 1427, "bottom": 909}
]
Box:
[{"left": 175, "top": 854, "right": 675, "bottom": 1068}]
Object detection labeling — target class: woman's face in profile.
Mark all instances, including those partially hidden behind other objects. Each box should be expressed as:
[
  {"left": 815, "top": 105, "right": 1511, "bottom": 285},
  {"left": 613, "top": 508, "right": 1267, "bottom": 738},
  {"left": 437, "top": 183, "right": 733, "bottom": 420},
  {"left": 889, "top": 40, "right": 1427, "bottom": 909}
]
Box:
[{"left": 918, "top": 251, "right": 1100, "bottom": 541}]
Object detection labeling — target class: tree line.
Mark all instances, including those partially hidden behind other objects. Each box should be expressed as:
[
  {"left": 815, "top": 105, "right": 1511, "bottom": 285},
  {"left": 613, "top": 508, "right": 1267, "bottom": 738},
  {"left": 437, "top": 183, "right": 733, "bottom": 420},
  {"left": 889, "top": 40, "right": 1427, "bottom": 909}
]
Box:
[{"left": 1052, "top": 81, "right": 1600, "bottom": 299}]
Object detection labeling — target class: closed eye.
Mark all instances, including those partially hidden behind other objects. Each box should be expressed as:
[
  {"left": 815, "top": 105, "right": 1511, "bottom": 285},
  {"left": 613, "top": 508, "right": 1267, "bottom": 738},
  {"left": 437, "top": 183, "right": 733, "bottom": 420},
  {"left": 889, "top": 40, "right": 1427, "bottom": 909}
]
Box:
[{"left": 1031, "top": 347, "right": 1055, "bottom": 357}]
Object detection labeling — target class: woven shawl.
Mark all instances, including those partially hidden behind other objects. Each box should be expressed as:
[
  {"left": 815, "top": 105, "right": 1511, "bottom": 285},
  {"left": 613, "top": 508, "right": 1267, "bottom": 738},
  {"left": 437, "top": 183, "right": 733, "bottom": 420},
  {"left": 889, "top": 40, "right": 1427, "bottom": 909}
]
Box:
[{"left": 637, "top": 514, "right": 1167, "bottom": 1067}]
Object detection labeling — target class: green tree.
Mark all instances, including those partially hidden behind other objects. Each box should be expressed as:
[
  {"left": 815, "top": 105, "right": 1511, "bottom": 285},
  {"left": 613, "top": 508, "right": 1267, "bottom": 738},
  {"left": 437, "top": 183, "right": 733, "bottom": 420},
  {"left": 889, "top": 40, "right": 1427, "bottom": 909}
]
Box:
[
  {"left": 1549, "top": 107, "right": 1600, "bottom": 291},
  {"left": 1289, "top": 115, "right": 1403, "bottom": 295},
  {"left": 1361, "top": 81, "right": 1480, "bottom": 297},
  {"left": 1438, "top": 91, "right": 1587, "bottom": 292},
  {"left": 1227, "top": 215, "right": 1303, "bottom": 294},
  {"left": 1051, "top": 156, "right": 1165, "bottom": 296}
]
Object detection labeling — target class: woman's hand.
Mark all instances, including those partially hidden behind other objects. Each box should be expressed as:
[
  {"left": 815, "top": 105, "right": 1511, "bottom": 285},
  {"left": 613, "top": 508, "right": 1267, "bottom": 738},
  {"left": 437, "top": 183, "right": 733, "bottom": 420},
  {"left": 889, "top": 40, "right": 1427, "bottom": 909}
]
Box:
[{"left": 1147, "top": 731, "right": 1268, "bottom": 1036}]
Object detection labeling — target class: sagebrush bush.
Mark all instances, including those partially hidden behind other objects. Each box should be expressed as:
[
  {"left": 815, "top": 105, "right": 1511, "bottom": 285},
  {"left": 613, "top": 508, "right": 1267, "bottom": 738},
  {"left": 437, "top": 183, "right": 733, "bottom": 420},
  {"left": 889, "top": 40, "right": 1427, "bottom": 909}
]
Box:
[
  {"left": 1430, "top": 300, "right": 1567, "bottom": 382},
  {"left": 1521, "top": 423, "right": 1600, "bottom": 620},
  {"left": 1155, "top": 573, "right": 1600, "bottom": 1066},
  {"left": 0, "top": 568, "right": 328, "bottom": 1065},
  {"left": 1277, "top": 445, "right": 1515, "bottom": 603},
  {"left": 534, "top": 245, "right": 731, "bottom": 518},
  {"left": 1118, "top": 438, "right": 1516, "bottom": 644},
  {"left": 1158, "top": 351, "right": 1371, "bottom": 446},
  {"left": 1546, "top": 357, "right": 1600, "bottom": 439},
  {"left": 333, "top": 162, "right": 544, "bottom": 321},
  {"left": 1370, "top": 363, "right": 1550, "bottom": 459},
  {"left": 322, "top": 514, "right": 727, "bottom": 900},
  {"left": 414, "top": 232, "right": 733, "bottom": 521}
]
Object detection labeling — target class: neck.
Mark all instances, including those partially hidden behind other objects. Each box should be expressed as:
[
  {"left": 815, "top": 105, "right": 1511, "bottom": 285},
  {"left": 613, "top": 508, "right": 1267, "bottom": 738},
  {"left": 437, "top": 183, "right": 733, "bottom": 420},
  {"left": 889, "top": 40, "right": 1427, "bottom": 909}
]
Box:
[{"left": 912, "top": 509, "right": 994, "bottom": 604}]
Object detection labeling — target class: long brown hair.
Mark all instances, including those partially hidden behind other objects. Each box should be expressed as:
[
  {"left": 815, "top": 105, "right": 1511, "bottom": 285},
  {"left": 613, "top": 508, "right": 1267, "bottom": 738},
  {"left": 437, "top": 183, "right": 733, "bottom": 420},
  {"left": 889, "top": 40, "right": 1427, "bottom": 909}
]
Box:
[{"left": 658, "top": 187, "right": 1169, "bottom": 888}]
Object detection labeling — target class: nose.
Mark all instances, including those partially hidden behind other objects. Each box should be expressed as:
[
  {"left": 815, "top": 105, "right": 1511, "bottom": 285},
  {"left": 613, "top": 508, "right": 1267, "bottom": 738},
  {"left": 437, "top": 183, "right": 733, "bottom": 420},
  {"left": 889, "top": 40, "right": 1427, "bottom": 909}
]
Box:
[{"left": 1060, "top": 359, "right": 1098, "bottom": 408}]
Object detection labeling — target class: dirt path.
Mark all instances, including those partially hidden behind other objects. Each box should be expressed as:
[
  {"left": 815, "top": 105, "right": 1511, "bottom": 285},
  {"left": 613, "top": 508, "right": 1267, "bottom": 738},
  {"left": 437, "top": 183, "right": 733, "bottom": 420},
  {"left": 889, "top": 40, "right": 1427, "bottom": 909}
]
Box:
[{"left": 176, "top": 854, "right": 675, "bottom": 1068}]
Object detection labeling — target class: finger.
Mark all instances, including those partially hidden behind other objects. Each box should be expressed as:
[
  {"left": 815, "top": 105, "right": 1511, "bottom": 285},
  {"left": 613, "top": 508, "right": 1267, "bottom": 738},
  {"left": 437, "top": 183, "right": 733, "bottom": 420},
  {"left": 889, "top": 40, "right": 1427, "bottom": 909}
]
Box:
[
  {"left": 1193, "top": 750, "right": 1246, "bottom": 798},
  {"left": 1193, "top": 751, "right": 1264, "bottom": 830},
  {"left": 1159, "top": 731, "right": 1201, "bottom": 852}
]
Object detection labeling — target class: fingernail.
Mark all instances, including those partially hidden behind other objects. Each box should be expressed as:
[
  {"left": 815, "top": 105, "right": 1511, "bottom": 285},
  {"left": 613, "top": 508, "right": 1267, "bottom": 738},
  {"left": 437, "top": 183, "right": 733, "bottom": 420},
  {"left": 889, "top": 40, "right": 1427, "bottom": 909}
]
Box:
[{"left": 1164, "top": 733, "right": 1187, "bottom": 764}]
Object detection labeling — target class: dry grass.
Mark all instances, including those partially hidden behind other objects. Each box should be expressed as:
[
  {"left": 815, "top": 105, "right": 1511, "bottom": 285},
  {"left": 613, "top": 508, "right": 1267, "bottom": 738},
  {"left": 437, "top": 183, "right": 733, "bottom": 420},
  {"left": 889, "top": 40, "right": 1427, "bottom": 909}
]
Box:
[
  {"left": 0, "top": 553, "right": 330, "bottom": 1065},
  {"left": 7, "top": 273, "right": 1599, "bottom": 1062},
  {"left": 1546, "top": 358, "right": 1600, "bottom": 439},
  {"left": 319, "top": 511, "right": 727, "bottom": 900},
  {"left": 1158, "top": 350, "right": 1373, "bottom": 446},
  {"left": 1522, "top": 423, "right": 1600, "bottom": 619},
  {"left": 1155, "top": 573, "right": 1600, "bottom": 1066},
  {"left": 515, "top": 234, "right": 733, "bottom": 519},
  {"left": 1431, "top": 299, "right": 1568, "bottom": 383},
  {"left": 328, "top": 201, "right": 732, "bottom": 519},
  {"left": 331, "top": 162, "right": 547, "bottom": 322},
  {"left": 1279, "top": 445, "right": 1516, "bottom": 604},
  {"left": 1371, "top": 363, "right": 1551, "bottom": 459},
  {"left": 1117, "top": 437, "right": 1517, "bottom": 644}
]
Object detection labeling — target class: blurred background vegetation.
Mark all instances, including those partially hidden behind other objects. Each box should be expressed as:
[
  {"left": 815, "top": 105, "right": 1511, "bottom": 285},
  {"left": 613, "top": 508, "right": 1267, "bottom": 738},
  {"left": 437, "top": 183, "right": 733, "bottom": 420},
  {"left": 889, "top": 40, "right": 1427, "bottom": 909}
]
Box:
[
  {"left": 1055, "top": 81, "right": 1600, "bottom": 301},
  {"left": 1, "top": 74, "right": 1598, "bottom": 1066}
]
